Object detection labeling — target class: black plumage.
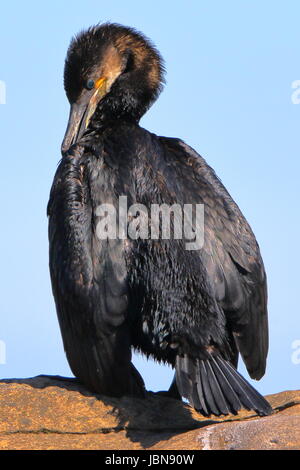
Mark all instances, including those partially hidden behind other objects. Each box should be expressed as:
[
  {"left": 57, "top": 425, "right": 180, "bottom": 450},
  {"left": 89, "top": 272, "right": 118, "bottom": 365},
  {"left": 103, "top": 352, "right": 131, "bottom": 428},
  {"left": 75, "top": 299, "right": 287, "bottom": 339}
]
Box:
[{"left": 48, "top": 23, "right": 272, "bottom": 416}]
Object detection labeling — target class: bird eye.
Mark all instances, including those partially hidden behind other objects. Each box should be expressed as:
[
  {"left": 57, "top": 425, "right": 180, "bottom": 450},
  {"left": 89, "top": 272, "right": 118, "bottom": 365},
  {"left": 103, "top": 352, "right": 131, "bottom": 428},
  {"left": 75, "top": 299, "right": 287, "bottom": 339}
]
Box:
[{"left": 86, "top": 79, "right": 95, "bottom": 90}]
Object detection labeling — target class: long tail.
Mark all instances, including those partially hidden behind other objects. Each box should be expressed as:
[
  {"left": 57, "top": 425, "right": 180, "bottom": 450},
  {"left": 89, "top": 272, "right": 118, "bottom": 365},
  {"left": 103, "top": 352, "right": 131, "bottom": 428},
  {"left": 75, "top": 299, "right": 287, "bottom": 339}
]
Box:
[{"left": 175, "top": 354, "right": 272, "bottom": 417}]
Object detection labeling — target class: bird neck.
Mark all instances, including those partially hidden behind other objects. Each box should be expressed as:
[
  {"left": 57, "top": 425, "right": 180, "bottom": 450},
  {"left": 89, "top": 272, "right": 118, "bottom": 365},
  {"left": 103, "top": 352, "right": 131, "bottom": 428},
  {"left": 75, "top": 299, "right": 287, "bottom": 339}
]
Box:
[
  {"left": 90, "top": 90, "right": 146, "bottom": 131},
  {"left": 91, "top": 110, "right": 139, "bottom": 132}
]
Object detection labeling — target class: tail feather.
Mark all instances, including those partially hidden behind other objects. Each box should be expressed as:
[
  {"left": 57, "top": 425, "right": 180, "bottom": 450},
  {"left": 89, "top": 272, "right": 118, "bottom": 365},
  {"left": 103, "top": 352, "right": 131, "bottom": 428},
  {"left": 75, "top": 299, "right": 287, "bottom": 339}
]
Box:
[
  {"left": 199, "top": 360, "right": 220, "bottom": 415},
  {"left": 214, "top": 357, "right": 263, "bottom": 411},
  {"left": 216, "top": 358, "right": 270, "bottom": 412},
  {"left": 176, "top": 354, "right": 272, "bottom": 417},
  {"left": 176, "top": 354, "right": 193, "bottom": 400},
  {"left": 194, "top": 370, "right": 209, "bottom": 415},
  {"left": 205, "top": 360, "right": 231, "bottom": 415},
  {"left": 209, "top": 357, "right": 244, "bottom": 412}
]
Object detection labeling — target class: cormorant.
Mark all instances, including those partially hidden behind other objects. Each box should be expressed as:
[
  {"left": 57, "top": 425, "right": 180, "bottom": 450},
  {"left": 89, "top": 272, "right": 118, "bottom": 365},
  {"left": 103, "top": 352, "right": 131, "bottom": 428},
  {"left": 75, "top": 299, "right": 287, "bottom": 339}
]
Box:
[{"left": 48, "top": 23, "right": 272, "bottom": 416}]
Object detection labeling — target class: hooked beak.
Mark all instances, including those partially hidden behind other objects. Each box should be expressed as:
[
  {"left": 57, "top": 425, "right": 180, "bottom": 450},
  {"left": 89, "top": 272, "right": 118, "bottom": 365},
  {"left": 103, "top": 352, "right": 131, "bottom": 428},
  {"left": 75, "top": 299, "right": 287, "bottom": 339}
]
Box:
[{"left": 61, "top": 77, "right": 107, "bottom": 154}]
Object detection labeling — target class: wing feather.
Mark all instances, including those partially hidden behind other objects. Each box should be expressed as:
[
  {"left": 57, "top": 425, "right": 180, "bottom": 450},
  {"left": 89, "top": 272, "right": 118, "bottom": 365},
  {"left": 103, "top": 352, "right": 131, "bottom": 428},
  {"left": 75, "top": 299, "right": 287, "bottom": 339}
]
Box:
[{"left": 159, "top": 137, "right": 268, "bottom": 379}]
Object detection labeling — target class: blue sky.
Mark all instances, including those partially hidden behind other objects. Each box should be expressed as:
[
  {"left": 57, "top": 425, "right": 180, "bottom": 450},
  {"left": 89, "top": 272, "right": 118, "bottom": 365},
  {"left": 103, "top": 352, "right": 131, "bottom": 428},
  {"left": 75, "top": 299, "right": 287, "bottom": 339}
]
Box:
[{"left": 0, "top": 1, "right": 299, "bottom": 397}]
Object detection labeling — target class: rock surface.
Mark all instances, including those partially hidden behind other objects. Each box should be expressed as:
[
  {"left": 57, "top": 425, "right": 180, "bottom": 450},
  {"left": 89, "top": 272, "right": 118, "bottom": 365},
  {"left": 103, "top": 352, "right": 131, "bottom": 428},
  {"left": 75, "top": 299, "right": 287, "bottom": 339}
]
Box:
[{"left": 0, "top": 375, "right": 299, "bottom": 450}]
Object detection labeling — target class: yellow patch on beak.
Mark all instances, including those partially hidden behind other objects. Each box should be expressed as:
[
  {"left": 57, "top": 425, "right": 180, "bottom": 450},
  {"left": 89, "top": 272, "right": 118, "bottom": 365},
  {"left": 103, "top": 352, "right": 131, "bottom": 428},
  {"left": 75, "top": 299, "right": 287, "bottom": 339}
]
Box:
[
  {"left": 83, "top": 45, "right": 125, "bottom": 130},
  {"left": 85, "top": 77, "right": 108, "bottom": 129},
  {"left": 95, "top": 77, "right": 107, "bottom": 90}
]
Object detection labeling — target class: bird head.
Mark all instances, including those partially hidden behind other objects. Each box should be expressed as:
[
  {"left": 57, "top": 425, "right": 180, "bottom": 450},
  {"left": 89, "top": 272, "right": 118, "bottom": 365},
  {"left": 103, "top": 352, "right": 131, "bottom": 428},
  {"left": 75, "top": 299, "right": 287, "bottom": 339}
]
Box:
[{"left": 62, "top": 23, "right": 165, "bottom": 153}]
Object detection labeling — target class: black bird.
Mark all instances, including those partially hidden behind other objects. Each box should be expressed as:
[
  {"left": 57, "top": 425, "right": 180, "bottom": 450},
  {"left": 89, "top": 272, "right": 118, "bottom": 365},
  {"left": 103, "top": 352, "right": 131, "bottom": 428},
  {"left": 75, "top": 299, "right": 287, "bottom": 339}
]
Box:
[{"left": 48, "top": 23, "right": 272, "bottom": 416}]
